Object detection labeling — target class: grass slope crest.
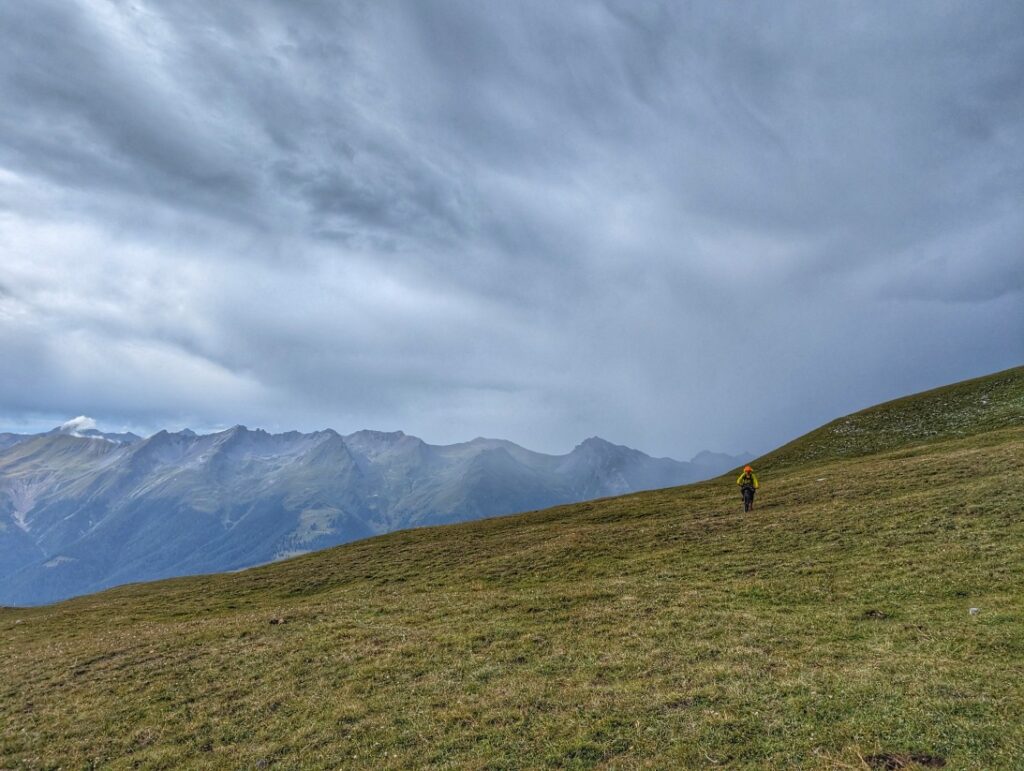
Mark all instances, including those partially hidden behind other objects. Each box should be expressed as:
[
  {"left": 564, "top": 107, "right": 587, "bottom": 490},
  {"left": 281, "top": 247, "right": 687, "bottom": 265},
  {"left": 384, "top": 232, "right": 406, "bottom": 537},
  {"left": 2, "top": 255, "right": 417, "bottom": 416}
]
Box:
[{"left": 754, "top": 366, "right": 1023, "bottom": 471}]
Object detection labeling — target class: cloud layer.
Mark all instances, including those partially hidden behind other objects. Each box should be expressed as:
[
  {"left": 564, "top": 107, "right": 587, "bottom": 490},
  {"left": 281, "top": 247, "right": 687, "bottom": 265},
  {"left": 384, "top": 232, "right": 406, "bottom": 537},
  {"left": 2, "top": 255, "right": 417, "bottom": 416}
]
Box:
[{"left": 1, "top": 1, "right": 1022, "bottom": 456}]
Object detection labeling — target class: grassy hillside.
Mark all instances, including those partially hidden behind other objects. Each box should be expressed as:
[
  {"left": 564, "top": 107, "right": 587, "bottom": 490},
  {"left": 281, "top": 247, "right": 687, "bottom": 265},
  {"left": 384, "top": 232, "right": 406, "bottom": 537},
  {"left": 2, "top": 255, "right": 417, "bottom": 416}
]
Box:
[
  {"left": 2, "top": 368, "right": 1023, "bottom": 769},
  {"left": 755, "top": 365, "right": 1024, "bottom": 471}
]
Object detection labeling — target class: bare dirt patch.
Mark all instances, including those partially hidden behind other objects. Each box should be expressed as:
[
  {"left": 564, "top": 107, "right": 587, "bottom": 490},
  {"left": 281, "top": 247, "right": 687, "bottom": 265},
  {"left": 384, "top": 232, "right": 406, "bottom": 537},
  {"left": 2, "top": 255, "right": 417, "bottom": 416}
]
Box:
[{"left": 865, "top": 752, "right": 946, "bottom": 769}]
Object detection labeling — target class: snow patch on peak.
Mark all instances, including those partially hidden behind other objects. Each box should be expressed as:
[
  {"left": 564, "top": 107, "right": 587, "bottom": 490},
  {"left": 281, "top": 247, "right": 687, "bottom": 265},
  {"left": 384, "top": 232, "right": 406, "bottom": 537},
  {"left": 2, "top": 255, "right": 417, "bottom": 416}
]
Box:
[
  {"left": 53, "top": 416, "right": 141, "bottom": 444},
  {"left": 60, "top": 416, "right": 97, "bottom": 434}
]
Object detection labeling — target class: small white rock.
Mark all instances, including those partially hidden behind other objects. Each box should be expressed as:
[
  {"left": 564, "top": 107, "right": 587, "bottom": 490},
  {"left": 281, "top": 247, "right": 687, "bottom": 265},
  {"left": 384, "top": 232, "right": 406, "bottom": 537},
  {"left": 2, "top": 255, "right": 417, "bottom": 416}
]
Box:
[{"left": 969, "top": 607, "right": 979, "bottom": 615}]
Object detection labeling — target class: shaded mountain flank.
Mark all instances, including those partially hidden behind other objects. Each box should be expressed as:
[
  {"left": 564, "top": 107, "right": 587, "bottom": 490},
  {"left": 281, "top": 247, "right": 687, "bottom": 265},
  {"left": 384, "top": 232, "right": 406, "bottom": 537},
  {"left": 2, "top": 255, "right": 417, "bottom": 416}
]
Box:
[{"left": 0, "top": 425, "right": 749, "bottom": 605}]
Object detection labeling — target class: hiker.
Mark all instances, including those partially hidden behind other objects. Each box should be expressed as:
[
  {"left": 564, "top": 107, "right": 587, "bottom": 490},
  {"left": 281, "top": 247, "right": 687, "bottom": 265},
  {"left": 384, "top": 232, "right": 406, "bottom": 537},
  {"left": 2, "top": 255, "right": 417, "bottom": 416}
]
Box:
[{"left": 736, "top": 465, "right": 759, "bottom": 512}]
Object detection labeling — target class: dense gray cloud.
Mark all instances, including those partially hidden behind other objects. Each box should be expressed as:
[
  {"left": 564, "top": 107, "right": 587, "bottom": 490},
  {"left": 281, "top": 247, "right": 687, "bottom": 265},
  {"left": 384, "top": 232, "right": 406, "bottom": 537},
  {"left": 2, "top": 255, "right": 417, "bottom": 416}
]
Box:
[{"left": 1, "top": 0, "right": 1021, "bottom": 457}]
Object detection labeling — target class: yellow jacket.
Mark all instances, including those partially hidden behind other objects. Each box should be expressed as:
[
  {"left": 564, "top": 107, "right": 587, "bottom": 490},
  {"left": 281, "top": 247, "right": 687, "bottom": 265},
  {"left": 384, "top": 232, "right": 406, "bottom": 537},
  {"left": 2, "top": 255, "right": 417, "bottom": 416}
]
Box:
[{"left": 736, "top": 471, "right": 759, "bottom": 489}]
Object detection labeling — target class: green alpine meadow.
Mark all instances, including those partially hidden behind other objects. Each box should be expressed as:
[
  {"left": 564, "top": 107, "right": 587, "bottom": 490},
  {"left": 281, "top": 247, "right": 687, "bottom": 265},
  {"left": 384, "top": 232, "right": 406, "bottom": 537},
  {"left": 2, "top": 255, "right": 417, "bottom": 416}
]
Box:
[
  {"left": 2, "top": 366, "right": 1022, "bottom": 769},
  {"left": 4, "top": 2, "right": 1020, "bottom": 768}
]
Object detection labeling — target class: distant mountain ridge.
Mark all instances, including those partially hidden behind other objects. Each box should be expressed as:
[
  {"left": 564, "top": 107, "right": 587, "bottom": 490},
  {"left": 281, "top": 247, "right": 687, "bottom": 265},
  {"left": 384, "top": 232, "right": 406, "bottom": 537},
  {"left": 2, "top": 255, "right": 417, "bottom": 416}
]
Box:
[{"left": 0, "top": 421, "right": 751, "bottom": 606}]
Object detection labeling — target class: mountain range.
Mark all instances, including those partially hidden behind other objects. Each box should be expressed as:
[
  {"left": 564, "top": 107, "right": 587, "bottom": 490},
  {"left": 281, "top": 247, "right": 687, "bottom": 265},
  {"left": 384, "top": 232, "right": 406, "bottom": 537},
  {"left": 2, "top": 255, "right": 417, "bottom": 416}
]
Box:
[{"left": 0, "top": 420, "right": 750, "bottom": 605}]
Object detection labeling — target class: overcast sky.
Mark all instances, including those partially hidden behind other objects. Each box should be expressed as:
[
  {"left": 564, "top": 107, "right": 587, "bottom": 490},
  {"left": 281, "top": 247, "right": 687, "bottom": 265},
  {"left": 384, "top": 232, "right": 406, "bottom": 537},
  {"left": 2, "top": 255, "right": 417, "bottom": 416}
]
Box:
[{"left": 1, "top": 1, "right": 1021, "bottom": 458}]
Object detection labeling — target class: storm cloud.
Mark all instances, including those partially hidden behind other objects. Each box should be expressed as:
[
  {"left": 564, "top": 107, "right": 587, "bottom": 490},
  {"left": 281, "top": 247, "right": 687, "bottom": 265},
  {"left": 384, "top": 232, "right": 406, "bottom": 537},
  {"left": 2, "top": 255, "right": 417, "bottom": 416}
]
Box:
[{"left": 1, "top": 0, "right": 1021, "bottom": 457}]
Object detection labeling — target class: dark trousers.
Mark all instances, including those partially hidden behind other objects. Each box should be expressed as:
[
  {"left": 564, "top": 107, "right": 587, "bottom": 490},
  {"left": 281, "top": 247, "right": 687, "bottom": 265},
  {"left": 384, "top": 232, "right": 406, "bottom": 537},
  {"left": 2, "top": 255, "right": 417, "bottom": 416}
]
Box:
[{"left": 741, "top": 486, "right": 755, "bottom": 512}]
